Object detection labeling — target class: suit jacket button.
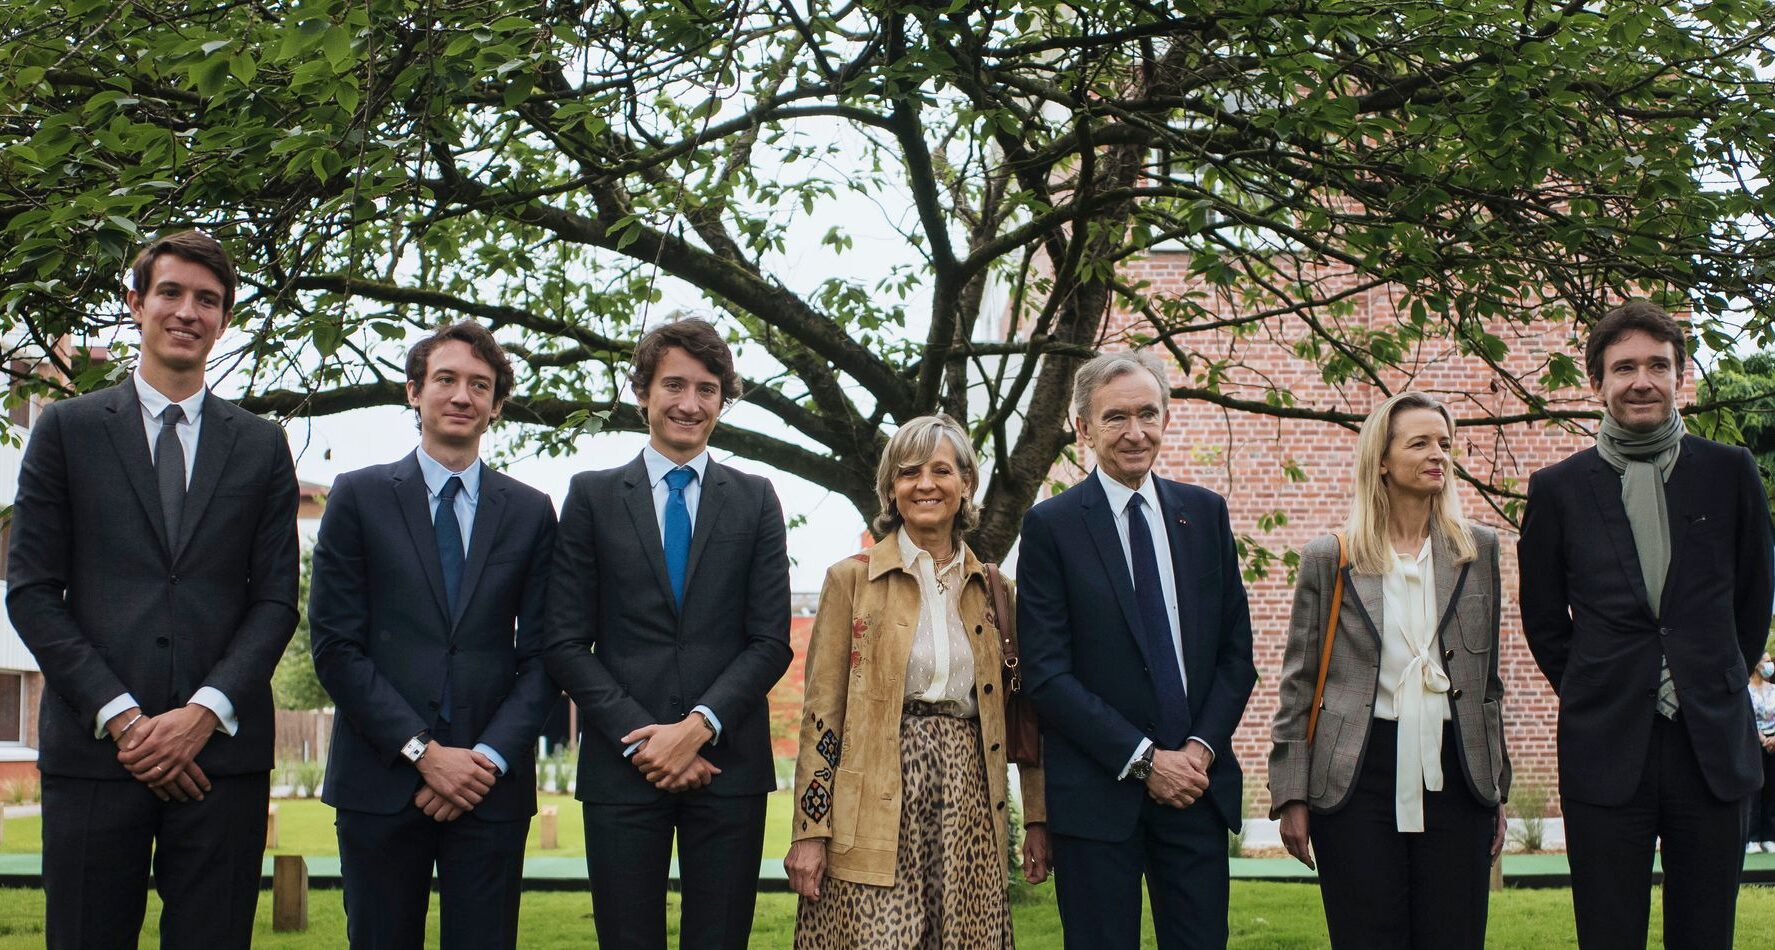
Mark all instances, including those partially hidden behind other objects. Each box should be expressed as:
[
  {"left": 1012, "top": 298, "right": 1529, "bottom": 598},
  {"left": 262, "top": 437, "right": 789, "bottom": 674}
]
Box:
[
  {"left": 990, "top": 742, "right": 1000, "bottom": 752},
  {"left": 996, "top": 800, "right": 1005, "bottom": 811},
  {"left": 982, "top": 683, "right": 993, "bottom": 694},
  {"left": 1144, "top": 721, "right": 1156, "bottom": 732},
  {"left": 1443, "top": 649, "right": 1454, "bottom": 661},
  {"left": 429, "top": 701, "right": 440, "bottom": 710},
  {"left": 1659, "top": 627, "right": 1670, "bottom": 636},
  {"left": 1450, "top": 688, "right": 1463, "bottom": 700},
  {"left": 155, "top": 636, "right": 169, "bottom": 647},
  {"left": 448, "top": 646, "right": 458, "bottom": 655},
  {"left": 974, "top": 625, "right": 983, "bottom": 635},
  {"left": 168, "top": 574, "right": 179, "bottom": 584}
]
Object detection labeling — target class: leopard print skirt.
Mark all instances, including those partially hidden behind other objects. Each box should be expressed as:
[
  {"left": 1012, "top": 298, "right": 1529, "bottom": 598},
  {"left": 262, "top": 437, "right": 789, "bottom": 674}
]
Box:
[{"left": 794, "top": 710, "right": 1013, "bottom": 949}]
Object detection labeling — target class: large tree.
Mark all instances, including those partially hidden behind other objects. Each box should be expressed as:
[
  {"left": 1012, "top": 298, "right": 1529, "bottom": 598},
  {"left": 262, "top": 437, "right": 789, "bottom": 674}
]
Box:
[{"left": 6, "top": 0, "right": 1775, "bottom": 558}]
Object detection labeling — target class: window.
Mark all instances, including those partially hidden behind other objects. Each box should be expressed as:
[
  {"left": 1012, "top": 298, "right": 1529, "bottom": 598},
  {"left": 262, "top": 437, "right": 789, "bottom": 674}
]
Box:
[{"left": 0, "top": 672, "right": 22, "bottom": 744}]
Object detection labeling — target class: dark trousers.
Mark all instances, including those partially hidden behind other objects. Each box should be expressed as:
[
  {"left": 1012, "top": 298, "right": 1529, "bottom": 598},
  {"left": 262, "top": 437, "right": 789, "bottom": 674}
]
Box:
[
  {"left": 335, "top": 802, "right": 529, "bottom": 950},
  {"left": 1050, "top": 791, "right": 1230, "bottom": 950},
  {"left": 1752, "top": 748, "right": 1775, "bottom": 843},
  {"left": 1563, "top": 713, "right": 1749, "bottom": 950},
  {"left": 1309, "top": 719, "right": 1493, "bottom": 950},
  {"left": 582, "top": 791, "right": 768, "bottom": 950},
  {"left": 42, "top": 771, "right": 269, "bottom": 950}
]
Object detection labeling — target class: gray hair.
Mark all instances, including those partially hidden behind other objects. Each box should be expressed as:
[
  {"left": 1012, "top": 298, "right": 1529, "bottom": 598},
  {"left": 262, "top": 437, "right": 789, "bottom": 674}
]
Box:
[
  {"left": 872, "top": 414, "right": 981, "bottom": 537},
  {"left": 1070, "top": 349, "right": 1171, "bottom": 421}
]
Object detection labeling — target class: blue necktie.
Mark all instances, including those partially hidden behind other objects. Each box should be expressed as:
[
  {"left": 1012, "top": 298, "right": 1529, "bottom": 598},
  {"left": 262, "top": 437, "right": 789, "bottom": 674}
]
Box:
[
  {"left": 1127, "top": 493, "right": 1190, "bottom": 745},
  {"left": 663, "top": 467, "right": 694, "bottom": 608},
  {"left": 435, "top": 475, "right": 464, "bottom": 721}
]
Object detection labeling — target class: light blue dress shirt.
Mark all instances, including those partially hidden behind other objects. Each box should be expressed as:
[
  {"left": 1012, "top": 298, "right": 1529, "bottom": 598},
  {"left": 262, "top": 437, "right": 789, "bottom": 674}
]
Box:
[
  {"left": 414, "top": 447, "right": 507, "bottom": 776},
  {"left": 629, "top": 446, "right": 723, "bottom": 749}
]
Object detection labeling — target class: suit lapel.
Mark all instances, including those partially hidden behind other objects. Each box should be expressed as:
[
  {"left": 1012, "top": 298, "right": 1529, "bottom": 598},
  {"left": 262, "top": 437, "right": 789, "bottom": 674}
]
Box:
[
  {"left": 452, "top": 462, "right": 506, "bottom": 630},
  {"left": 1157, "top": 480, "right": 1207, "bottom": 701},
  {"left": 1346, "top": 569, "right": 1385, "bottom": 650},
  {"left": 392, "top": 453, "right": 452, "bottom": 624},
  {"left": 1584, "top": 456, "right": 1656, "bottom": 621},
  {"left": 100, "top": 382, "right": 171, "bottom": 557},
  {"left": 621, "top": 455, "right": 677, "bottom": 614},
  {"left": 1079, "top": 475, "right": 1166, "bottom": 676},
  {"left": 1431, "top": 533, "right": 1461, "bottom": 635},
  {"left": 681, "top": 460, "right": 729, "bottom": 603},
  {"left": 175, "top": 392, "right": 237, "bottom": 559}
]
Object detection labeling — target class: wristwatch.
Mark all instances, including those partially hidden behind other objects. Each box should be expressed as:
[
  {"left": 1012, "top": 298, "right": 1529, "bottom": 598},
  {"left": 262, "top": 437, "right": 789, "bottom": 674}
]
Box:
[
  {"left": 401, "top": 732, "right": 431, "bottom": 764},
  {"left": 1127, "top": 745, "right": 1156, "bottom": 782}
]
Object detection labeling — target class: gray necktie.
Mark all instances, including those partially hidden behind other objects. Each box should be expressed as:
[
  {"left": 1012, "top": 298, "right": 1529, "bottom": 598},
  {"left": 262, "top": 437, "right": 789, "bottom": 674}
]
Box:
[{"left": 157, "top": 404, "right": 186, "bottom": 549}]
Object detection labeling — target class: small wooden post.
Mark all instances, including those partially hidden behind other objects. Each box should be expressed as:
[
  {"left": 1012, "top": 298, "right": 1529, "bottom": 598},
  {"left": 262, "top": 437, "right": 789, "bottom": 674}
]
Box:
[
  {"left": 265, "top": 802, "right": 280, "bottom": 850},
  {"left": 1490, "top": 852, "right": 1505, "bottom": 891},
  {"left": 271, "top": 855, "right": 308, "bottom": 932},
  {"left": 539, "top": 806, "right": 558, "bottom": 850}
]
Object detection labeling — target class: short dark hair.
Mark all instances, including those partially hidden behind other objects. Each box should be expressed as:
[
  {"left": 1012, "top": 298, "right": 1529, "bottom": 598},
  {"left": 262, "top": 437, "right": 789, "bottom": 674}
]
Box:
[
  {"left": 1585, "top": 300, "right": 1687, "bottom": 383},
  {"left": 405, "top": 321, "right": 515, "bottom": 406},
  {"left": 130, "top": 230, "right": 238, "bottom": 313},
  {"left": 630, "top": 318, "right": 741, "bottom": 403}
]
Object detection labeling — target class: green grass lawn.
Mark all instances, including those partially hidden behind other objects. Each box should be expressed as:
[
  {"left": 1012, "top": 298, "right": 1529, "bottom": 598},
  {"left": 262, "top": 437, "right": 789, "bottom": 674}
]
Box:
[{"left": 0, "top": 882, "right": 1771, "bottom": 948}]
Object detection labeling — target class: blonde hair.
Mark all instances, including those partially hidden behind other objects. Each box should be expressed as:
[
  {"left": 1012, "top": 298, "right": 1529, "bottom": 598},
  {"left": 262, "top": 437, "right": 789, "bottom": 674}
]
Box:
[
  {"left": 1342, "top": 391, "right": 1476, "bottom": 575},
  {"left": 872, "top": 414, "right": 981, "bottom": 537}
]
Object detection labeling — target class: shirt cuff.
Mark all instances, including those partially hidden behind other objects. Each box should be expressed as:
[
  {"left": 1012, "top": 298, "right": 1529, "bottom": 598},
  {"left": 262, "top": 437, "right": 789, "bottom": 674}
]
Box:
[
  {"left": 1116, "top": 738, "right": 1154, "bottom": 780},
  {"left": 1185, "top": 736, "right": 1216, "bottom": 766},
  {"left": 473, "top": 743, "right": 508, "bottom": 776},
  {"left": 95, "top": 693, "right": 139, "bottom": 740},
  {"left": 691, "top": 705, "right": 723, "bottom": 745},
  {"left": 189, "top": 687, "right": 238, "bottom": 736}
]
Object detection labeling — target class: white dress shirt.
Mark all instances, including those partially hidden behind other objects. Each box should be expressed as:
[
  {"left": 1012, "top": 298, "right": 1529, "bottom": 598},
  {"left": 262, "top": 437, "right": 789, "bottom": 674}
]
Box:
[
  {"left": 897, "top": 528, "right": 977, "bottom": 716},
  {"left": 411, "top": 448, "right": 507, "bottom": 775},
  {"left": 1092, "top": 469, "right": 1214, "bottom": 777},
  {"left": 631, "top": 445, "right": 722, "bottom": 745},
  {"left": 1377, "top": 537, "right": 1450, "bottom": 832},
  {"left": 94, "top": 376, "right": 235, "bottom": 739}
]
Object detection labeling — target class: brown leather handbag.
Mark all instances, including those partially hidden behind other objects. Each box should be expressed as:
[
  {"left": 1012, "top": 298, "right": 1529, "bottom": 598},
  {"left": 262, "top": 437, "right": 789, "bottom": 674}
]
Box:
[
  {"left": 1305, "top": 533, "right": 1349, "bottom": 746},
  {"left": 984, "top": 563, "right": 1041, "bottom": 765}
]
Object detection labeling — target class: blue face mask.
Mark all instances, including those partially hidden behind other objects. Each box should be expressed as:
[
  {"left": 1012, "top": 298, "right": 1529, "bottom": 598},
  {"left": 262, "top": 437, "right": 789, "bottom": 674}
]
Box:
[{"left": 1761, "top": 662, "right": 1775, "bottom": 680}]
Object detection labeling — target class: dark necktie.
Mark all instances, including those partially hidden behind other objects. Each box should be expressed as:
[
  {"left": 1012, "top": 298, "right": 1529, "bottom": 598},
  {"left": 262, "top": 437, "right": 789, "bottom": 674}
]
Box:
[
  {"left": 663, "top": 467, "right": 694, "bottom": 608},
  {"left": 1127, "top": 493, "right": 1190, "bottom": 744},
  {"left": 156, "top": 405, "right": 186, "bottom": 551},
  {"left": 435, "top": 475, "right": 465, "bottom": 722}
]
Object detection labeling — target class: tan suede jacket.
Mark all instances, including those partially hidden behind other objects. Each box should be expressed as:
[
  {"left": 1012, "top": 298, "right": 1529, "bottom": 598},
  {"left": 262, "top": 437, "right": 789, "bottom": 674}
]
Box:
[{"left": 790, "top": 533, "right": 1046, "bottom": 886}]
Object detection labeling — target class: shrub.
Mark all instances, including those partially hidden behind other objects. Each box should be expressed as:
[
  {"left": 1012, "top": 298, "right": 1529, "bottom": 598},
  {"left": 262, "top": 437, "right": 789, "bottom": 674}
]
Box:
[{"left": 1507, "top": 778, "right": 1554, "bottom": 853}]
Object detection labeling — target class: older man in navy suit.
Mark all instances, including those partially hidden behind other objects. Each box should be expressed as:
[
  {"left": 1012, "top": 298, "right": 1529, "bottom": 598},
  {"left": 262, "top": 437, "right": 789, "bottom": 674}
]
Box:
[
  {"left": 310, "top": 321, "right": 558, "bottom": 949},
  {"left": 1018, "top": 349, "right": 1256, "bottom": 950}
]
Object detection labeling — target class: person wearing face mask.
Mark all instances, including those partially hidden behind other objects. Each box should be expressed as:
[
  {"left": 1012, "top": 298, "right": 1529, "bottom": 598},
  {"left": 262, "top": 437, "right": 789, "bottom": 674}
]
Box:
[
  {"left": 1268, "top": 391, "right": 1510, "bottom": 949},
  {"left": 1750, "top": 650, "right": 1775, "bottom": 853},
  {"left": 785, "top": 414, "right": 1050, "bottom": 948},
  {"left": 1519, "top": 300, "right": 1775, "bottom": 949}
]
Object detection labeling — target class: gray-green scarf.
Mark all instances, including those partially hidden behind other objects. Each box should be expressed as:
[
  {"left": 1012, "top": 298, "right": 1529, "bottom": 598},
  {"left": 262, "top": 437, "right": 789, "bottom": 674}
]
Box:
[{"left": 1594, "top": 409, "right": 1684, "bottom": 614}]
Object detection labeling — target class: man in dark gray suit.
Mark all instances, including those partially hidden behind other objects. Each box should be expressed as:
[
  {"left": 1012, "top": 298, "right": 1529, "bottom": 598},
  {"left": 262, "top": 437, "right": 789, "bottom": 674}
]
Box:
[
  {"left": 545, "top": 318, "right": 791, "bottom": 950},
  {"left": 7, "top": 231, "right": 300, "bottom": 948},
  {"left": 309, "top": 321, "right": 558, "bottom": 949}
]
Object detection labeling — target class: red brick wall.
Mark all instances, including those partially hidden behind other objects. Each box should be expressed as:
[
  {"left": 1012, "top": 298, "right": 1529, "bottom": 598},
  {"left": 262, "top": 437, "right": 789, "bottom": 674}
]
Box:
[{"left": 1089, "top": 257, "right": 1611, "bottom": 814}]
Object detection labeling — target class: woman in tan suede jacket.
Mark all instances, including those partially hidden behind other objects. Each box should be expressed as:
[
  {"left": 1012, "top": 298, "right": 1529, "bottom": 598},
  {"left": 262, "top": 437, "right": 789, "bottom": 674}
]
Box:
[{"left": 785, "top": 414, "right": 1048, "bottom": 949}]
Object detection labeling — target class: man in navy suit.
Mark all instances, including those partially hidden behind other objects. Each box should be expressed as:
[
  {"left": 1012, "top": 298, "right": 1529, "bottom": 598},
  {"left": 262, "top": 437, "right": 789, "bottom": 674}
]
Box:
[
  {"left": 546, "top": 318, "right": 791, "bottom": 950},
  {"left": 1018, "top": 349, "right": 1256, "bottom": 950},
  {"left": 310, "top": 321, "right": 558, "bottom": 949},
  {"left": 8, "top": 230, "right": 300, "bottom": 949}
]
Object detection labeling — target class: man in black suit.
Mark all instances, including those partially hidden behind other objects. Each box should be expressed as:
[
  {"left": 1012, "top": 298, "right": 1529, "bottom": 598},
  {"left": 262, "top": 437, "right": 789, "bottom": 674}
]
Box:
[
  {"left": 7, "top": 231, "right": 300, "bottom": 948},
  {"left": 1519, "top": 300, "right": 1773, "bottom": 949},
  {"left": 1018, "top": 349, "right": 1257, "bottom": 950},
  {"left": 545, "top": 318, "right": 791, "bottom": 950},
  {"left": 309, "top": 321, "right": 558, "bottom": 949}
]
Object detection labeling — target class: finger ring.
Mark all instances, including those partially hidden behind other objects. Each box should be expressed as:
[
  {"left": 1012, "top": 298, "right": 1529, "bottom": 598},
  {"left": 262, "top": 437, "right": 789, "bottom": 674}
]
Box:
[{"left": 154, "top": 765, "right": 163, "bottom": 773}]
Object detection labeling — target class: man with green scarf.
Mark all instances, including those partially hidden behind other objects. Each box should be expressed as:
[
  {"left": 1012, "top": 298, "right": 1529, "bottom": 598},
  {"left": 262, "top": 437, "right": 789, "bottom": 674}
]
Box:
[{"left": 1520, "top": 300, "right": 1773, "bottom": 950}]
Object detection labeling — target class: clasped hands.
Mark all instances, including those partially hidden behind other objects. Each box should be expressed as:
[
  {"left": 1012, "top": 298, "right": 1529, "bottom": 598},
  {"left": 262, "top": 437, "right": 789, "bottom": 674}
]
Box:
[
  {"left": 413, "top": 744, "right": 500, "bottom": 822},
  {"left": 1143, "top": 740, "right": 1213, "bottom": 809},
  {"left": 108, "top": 704, "right": 219, "bottom": 803},
  {"left": 622, "top": 713, "right": 721, "bottom": 793}
]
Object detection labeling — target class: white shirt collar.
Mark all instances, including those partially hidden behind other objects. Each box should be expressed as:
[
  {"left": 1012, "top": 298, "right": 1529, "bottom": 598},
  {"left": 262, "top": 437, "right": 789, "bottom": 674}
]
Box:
[
  {"left": 1095, "top": 466, "right": 1160, "bottom": 517},
  {"left": 134, "top": 373, "right": 206, "bottom": 425},
  {"left": 897, "top": 526, "right": 963, "bottom": 577},
  {"left": 415, "top": 445, "right": 481, "bottom": 501},
  {"left": 1392, "top": 536, "right": 1433, "bottom": 566},
  {"left": 643, "top": 444, "right": 710, "bottom": 487}
]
